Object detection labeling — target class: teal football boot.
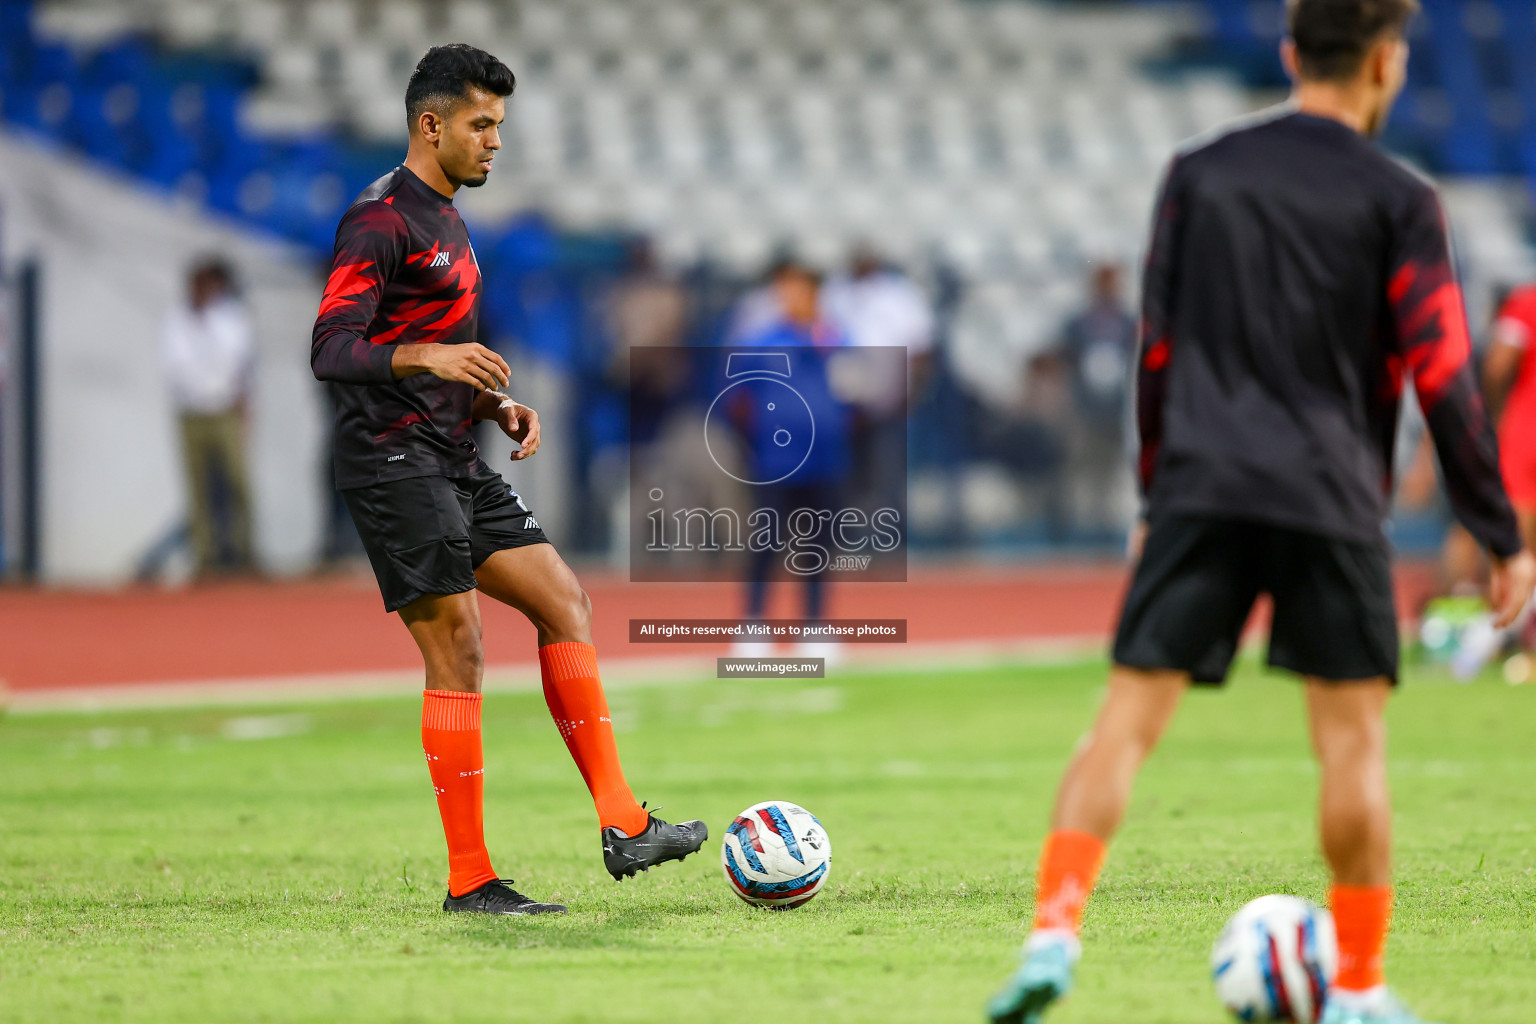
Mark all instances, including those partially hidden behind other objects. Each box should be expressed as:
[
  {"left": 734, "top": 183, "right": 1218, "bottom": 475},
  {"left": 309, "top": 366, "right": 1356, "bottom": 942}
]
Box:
[
  {"left": 986, "top": 935, "right": 1078, "bottom": 1024},
  {"left": 1319, "top": 990, "right": 1440, "bottom": 1024}
]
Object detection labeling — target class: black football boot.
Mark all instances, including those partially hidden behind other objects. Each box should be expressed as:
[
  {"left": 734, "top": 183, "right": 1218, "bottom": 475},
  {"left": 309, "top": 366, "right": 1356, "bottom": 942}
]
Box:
[
  {"left": 602, "top": 807, "right": 709, "bottom": 880},
  {"left": 442, "top": 879, "right": 567, "bottom": 915}
]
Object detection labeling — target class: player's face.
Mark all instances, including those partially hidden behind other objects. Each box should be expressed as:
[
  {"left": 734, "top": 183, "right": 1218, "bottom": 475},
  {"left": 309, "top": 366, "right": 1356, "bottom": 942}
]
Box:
[{"left": 441, "top": 88, "right": 505, "bottom": 189}]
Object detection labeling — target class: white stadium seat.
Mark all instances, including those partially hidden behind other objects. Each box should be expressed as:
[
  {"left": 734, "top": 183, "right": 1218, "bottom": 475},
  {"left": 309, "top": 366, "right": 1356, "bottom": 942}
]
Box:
[
  {"left": 158, "top": 1, "right": 226, "bottom": 49},
  {"left": 445, "top": 0, "right": 501, "bottom": 44},
  {"left": 264, "top": 45, "right": 323, "bottom": 93},
  {"left": 376, "top": 1, "right": 430, "bottom": 44},
  {"left": 299, "top": 0, "right": 357, "bottom": 44},
  {"left": 231, "top": 0, "right": 288, "bottom": 50}
]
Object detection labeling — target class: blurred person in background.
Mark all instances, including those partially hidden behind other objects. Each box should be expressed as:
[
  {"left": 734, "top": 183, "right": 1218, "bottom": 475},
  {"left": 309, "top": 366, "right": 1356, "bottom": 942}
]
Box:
[
  {"left": 161, "top": 256, "right": 255, "bottom": 577},
  {"left": 603, "top": 237, "right": 695, "bottom": 556},
  {"left": 980, "top": 351, "right": 1073, "bottom": 541},
  {"left": 606, "top": 237, "right": 690, "bottom": 360},
  {"left": 724, "top": 254, "right": 793, "bottom": 345},
  {"left": 605, "top": 236, "right": 692, "bottom": 414},
  {"left": 1482, "top": 280, "right": 1536, "bottom": 552},
  {"left": 1054, "top": 262, "right": 1137, "bottom": 535},
  {"left": 1445, "top": 278, "right": 1536, "bottom": 667},
  {"left": 823, "top": 245, "right": 935, "bottom": 385},
  {"left": 823, "top": 246, "right": 932, "bottom": 512},
  {"left": 730, "top": 262, "right": 852, "bottom": 661}
]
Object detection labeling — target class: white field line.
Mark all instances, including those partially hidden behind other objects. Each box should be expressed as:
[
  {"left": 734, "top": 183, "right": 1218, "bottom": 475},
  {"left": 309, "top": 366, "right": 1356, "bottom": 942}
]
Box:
[{"left": 3, "top": 636, "right": 1109, "bottom": 714}]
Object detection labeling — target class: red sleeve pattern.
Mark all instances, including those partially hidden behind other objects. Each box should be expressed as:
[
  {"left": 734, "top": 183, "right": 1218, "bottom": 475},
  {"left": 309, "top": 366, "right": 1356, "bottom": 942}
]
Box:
[
  {"left": 311, "top": 200, "right": 409, "bottom": 385},
  {"left": 1390, "top": 187, "right": 1522, "bottom": 557}
]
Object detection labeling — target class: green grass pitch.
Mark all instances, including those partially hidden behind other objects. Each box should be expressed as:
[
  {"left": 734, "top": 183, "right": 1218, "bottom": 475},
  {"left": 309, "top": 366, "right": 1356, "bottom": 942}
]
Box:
[{"left": 2, "top": 659, "right": 1533, "bottom": 1023}]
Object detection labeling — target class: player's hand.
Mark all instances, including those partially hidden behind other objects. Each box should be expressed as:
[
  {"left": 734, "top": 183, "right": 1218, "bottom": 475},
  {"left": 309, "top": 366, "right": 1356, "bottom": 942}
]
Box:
[
  {"left": 496, "top": 401, "right": 541, "bottom": 461},
  {"left": 407, "top": 343, "right": 510, "bottom": 391},
  {"left": 1488, "top": 548, "right": 1536, "bottom": 628}
]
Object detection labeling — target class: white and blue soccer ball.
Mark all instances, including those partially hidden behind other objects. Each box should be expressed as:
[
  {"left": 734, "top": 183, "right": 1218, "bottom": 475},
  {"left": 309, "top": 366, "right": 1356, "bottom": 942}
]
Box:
[
  {"left": 721, "top": 800, "right": 831, "bottom": 909},
  {"left": 1212, "top": 894, "right": 1338, "bottom": 1023}
]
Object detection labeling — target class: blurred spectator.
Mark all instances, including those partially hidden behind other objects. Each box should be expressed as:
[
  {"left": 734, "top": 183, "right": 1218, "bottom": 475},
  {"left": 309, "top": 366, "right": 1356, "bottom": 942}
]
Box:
[
  {"left": 607, "top": 239, "right": 691, "bottom": 356},
  {"left": 724, "top": 256, "right": 793, "bottom": 345},
  {"left": 823, "top": 245, "right": 936, "bottom": 393},
  {"left": 732, "top": 263, "right": 851, "bottom": 660},
  {"left": 1485, "top": 280, "right": 1536, "bottom": 553},
  {"left": 1055, "top": 263, "right": 1137, "bottom": 532},
  {"left": 823, "top": 246, "right": 931, "bottom": 512},
  {"left": 161, "top": 257, "right": 255, "bottom": 576},
  {"left": 973, "top": 351, "right": 1071, "bottom": 541},
  {"left": 606, "top": 238, "right": 693, "bottom": 435}
]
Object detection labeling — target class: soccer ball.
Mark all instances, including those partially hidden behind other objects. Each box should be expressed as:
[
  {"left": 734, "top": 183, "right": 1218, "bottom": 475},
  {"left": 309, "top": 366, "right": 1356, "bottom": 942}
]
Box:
[
  {"left": 1212, "top": 894, "right": 1337, "bottom": 1023},
  {"left": 721, "top": 800, "right": 831, "bottom": 909}
]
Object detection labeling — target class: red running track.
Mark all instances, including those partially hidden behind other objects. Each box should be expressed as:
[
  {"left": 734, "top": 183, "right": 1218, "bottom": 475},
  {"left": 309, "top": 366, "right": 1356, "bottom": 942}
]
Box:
[{"left": 0, "top": 562, "right": 1435, "bottom": 693}]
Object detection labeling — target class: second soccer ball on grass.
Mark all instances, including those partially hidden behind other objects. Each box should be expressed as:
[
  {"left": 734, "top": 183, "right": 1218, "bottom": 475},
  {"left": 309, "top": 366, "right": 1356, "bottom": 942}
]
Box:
[
  {"left": 1212, "top": 894, "right": 1338, "bottom": 1023},
  {"left": 721, "top": 801, "right": 831, "bottom": 909}
]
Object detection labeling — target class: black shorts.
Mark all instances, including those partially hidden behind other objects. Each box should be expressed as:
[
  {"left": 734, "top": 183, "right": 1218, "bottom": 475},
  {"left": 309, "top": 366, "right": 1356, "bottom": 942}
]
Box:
[
  {"left": 342, "top": 460, "right": 549, "bottom": 612},
  {"left": 1113, "top": 515, "right": 1398, "bottom": 685}
]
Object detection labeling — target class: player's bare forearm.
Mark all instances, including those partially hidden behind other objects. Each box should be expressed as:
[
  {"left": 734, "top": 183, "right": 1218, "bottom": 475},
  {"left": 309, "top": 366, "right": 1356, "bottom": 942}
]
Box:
[{"left": 391, "top": 342, "right": 510, "bottom": 390}]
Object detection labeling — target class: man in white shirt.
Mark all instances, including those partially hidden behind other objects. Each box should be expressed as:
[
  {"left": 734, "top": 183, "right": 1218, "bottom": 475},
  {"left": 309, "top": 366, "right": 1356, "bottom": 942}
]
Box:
[
  {"left": 161, "top": 258, "right": 255, "bottom": 575},
  {"left": 822, "top": 248, "right": 933, "bottom": 513},
  {"left": 823, "top": 248, "right": 935, "bottom": 369}
]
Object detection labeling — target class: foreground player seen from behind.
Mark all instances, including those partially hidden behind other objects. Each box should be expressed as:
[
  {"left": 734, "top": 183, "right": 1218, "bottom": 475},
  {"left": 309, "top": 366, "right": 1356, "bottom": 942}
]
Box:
[
  {"left": 988, "top": 1, "right": 1536, "bottom": 1022},
  {"left": 310, "top": 44, "right": 705, "bottom": 916}
]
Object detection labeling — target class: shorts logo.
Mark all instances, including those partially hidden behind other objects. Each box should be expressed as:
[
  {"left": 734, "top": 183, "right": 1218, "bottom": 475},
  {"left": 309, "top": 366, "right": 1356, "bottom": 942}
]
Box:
[
  {"left": 387, "top": 454, "right": 406, "bottom": 462},
  {"left": 525, "top": 515, "right": 540, "bottom": 530}
]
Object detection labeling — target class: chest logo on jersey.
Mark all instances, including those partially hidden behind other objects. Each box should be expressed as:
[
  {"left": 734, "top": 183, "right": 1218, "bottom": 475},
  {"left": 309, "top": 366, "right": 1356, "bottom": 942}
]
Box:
[{"left": 407, "top": 241, "right": 457, "bottom": 270}]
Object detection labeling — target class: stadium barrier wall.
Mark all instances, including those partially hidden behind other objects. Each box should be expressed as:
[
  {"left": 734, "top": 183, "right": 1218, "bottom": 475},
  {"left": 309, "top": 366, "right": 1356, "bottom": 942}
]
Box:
[{"left": 0, "top": 131, "right": 325, "bottom": 583}]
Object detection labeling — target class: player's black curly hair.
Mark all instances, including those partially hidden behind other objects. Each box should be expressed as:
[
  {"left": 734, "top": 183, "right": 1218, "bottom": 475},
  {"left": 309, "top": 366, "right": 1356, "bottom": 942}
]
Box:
[
  {"left": 1286, "top": 0, "right": 1420, "bottom": 82},
  {"left": 404, "top": 44, "right": 515, "bottom": 128}
]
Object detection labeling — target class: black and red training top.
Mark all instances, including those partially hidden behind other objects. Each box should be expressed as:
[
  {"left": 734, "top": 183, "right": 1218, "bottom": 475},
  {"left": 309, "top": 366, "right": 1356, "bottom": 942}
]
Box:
[
  {"left": 312, "top": 166, "right": 484, "bottom": 489},
  {"left": 1137, "top": 108, "right": 1521, "bottom": 557}
]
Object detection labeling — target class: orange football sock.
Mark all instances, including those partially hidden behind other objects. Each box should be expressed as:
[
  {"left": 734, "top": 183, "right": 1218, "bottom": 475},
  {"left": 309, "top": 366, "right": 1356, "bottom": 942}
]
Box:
[
  {"left": 421, "top": 690, "right": 497, "bottom": 898},
  {"left": 539, "top": 642, "right": 649, "bottom": 837},
  {"left": 1330, "top": 884, "right": 1392, "bottom": 992},
  {"left": 1032, "top": 829, "right": 1108, "bottom": 934}
]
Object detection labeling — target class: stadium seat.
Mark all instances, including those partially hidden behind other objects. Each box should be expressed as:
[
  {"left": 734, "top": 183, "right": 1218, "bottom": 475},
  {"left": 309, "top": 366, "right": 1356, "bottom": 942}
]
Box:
[
  {"left": 299, "top": 0, "right": 359, "bottom": 45},
  {"left": 231, "top": 0, "right": 289, "bottom": 51},
  {"left": 445, "top": 0, "right": 501, "bottom": 44},
  {"left": 376, "top": 0, "right": 430, "bottom": 44}
]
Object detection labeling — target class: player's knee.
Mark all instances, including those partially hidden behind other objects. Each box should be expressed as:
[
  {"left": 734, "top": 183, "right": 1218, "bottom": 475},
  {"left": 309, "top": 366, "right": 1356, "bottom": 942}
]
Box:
[
  {"left": 557, "top": 586, "right": 593, "bottom": 636},
  {"left": 448, "top": 618, "right": 485, "bottom": 680},
  {"left": 1314, "top": 716, "right": 1385, "bottom": 768},
  {"left": 524, "top": 581, "right": 591, "bottom": 645}
]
